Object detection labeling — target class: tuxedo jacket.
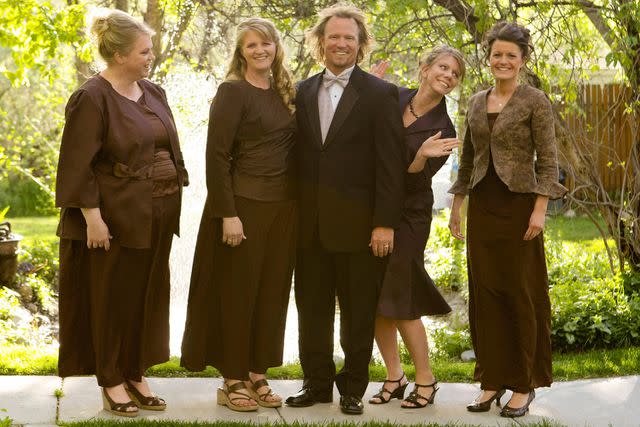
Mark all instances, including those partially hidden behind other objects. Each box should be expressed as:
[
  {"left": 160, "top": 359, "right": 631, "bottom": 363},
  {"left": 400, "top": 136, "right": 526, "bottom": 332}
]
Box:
[
  {"left": 295, "top": 65, "right": 405, "bottom": 251},
  {"left": 449, "top": 84, "right": 566, "bottom": 199}
]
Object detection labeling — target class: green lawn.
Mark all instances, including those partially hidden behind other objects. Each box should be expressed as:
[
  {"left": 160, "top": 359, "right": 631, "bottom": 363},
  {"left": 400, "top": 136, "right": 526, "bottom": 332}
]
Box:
[
  {"left": 2, "top": 344, "right": 639, "bottom": 382},
  {"left": 544, "top": 213, "right": 606, "bottom": 242},
  {"left": 8, "top": 215, "right": 58, "bottom": 245}
]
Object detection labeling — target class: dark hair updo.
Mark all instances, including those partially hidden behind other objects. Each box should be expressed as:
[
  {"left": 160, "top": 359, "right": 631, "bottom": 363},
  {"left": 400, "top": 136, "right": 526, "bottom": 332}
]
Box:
[{"left": 483, "top": 21, "right": 533, "bottom": 61}]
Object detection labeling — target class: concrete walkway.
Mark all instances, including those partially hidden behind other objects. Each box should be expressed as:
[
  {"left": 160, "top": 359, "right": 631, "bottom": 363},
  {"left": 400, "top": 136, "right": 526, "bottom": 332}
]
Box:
[{"left": 1, "top": 376, "right": 638, "bottom": 427}]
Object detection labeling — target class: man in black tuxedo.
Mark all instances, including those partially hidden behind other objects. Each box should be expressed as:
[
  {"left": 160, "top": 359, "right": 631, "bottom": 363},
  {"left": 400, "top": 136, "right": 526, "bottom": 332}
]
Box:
[{"left": 285, "top": 4, "right": 405, "bottom": 415}]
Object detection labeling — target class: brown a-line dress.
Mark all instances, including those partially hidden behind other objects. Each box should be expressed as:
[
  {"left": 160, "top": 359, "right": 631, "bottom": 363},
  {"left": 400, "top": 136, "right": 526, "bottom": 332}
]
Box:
[
  {"left": 466, "top": 112, "right": 552, "bottom": 393},
  {"left": 377, "top": 88, "right": 452, "bottom": 319},
  {"left": 58, "top": 88, "right": 181, "bottom": 387}
]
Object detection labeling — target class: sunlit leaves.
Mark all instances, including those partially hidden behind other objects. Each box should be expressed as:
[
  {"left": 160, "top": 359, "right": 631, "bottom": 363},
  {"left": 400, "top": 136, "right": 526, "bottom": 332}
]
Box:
[{"left": 0, "top": 0, "right": 88, "bottom": 86}]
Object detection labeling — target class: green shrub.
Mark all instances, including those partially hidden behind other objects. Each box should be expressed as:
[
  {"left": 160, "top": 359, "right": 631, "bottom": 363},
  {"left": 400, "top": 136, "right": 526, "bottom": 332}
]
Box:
[
  {"left": 547, "top": 240, "right": 640, "bottom": 352},
  {"left": 17, "top": 240, "right": 59, "bottom": 286},
  {"left": 430, "top": 324, "right": 472, "bottom": 360},
  {"left": 621, "top": 270, "right": 640, "bottom": 297},
  {"left": 0, "top": 175, "right": 56, "bottom": 217},
  {"left": 427, "top": 209, "right": 467, "bottom": 292},
  {"left": 0, "top": 240, "right": 59, "bottom": 346}
]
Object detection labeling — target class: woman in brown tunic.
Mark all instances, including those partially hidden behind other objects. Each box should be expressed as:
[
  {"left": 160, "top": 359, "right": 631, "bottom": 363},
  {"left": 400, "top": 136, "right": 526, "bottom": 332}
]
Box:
[
  {"left": 448, "top": 22, "right": 566, "bottom": 417},
  {"left": 56, "top": 10, "right": 188, "bottom": 417},
  {"left": 368, "top": 46, "right": 463, "bottom": 409},
  {"left": 180, "top": 18, "right": 296, "bottom": 412}
]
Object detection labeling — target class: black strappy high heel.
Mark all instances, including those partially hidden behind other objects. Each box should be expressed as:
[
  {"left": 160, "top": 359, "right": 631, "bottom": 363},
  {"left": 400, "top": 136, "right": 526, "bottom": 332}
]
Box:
[
  {"left": 368, "top": 372, "right": 408, "bottom": 404},
  {"left": 401, "top": 380, "right": 439, "bottom": 408}
]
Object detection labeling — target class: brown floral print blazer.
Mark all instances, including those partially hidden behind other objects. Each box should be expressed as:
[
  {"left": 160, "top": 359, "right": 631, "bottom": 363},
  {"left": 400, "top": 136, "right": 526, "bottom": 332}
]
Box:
[{"left": 449, "top": 84, "right": 566, "bottom": 199}]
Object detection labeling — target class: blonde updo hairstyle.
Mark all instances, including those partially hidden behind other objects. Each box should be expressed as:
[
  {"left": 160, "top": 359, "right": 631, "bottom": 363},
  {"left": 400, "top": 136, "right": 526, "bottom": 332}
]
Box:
[
  {"left": 226, "top": 18, "right": 296, "bottom": 114},
  {"left": 90, "top": 9, "right": 155, "bottom": 64},
  {"left": 418, "top": 45, "right": 466, "bottom": 83}
]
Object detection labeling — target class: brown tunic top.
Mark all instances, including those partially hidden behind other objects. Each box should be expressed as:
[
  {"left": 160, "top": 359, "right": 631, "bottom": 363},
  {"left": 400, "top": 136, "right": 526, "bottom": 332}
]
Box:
[
  {"left": 206, "top": 79, "right": 296, "bottom": 218},
  {"left": 55, "top": 75, "right": 188, "bottom": 249}
]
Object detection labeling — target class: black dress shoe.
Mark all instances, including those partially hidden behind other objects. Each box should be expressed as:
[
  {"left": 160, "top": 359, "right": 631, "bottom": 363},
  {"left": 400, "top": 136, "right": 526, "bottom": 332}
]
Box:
[
  {"left": 339, "top": 395, "right": 363, "bottom": 415},
  {"left": 500, "top": 390, "right": 535, "bottom": 418},
  {"left": 285, "top": 388, "right": 332, "bottom": 407}
]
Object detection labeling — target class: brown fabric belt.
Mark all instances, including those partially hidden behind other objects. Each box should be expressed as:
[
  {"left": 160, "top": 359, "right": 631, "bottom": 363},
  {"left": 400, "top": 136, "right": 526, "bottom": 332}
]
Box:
[
  {"left": 95, "top": 161, "right": 153, "bottom": 180},
  {"left": 153, "top": 149, "right": 178, "bottom": 181}
]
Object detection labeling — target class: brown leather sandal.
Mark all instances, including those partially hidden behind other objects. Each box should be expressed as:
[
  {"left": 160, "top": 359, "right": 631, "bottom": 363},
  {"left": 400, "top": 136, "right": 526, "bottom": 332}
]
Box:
[
  {"left": 124, "top": 380, "right": 166, "bottom": 411},
  {"left": 247, "top": 378, "right": 282, "bottom": 408},
  {"left": 102, "top": 388, "right": 138, "bottom": 417},
  {"left": 217, "top": 381, "right": 258, "bottom": 412}
]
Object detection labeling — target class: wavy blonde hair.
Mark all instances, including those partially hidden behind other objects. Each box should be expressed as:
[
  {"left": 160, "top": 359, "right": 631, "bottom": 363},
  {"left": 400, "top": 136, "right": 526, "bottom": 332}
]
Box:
[
  {"left": 307, "top": 3, "right": 373, "bottom": 65},
  {"left": 226, "top": 18, "right": 295, "bottom": 113}
]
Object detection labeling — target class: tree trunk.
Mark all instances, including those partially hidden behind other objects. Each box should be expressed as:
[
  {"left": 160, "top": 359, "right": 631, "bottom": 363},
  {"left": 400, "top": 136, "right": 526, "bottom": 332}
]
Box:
[
  {"left": 144, "top": 0, "right": 164, "bottom": 70},
  {"left": 114, "top": 0, "right": 128, "bottom": 12},
  {"left": 68, "top": 0, "right": 91, "bottom": 86},
  {"left": 153, "top": 1, "right": 198, "bottom": 81}
]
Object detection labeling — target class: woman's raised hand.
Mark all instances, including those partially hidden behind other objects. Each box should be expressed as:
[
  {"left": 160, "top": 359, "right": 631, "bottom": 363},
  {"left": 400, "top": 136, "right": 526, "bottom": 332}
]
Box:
[
  {"left": 222, "top": 216, "right": 246, "bottom": 247},
  {"left": 418, "top": 131, "right": 459, "bottom": 159}
]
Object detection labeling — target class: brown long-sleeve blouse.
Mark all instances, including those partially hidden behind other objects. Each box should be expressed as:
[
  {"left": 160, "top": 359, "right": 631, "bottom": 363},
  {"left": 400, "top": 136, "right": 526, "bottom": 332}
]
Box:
[
  {"left": 55, "top": 75, "right": 188, "bottom": 249},
  {"left": 205, "top": 79, "right": 296, "bottom": 218}
]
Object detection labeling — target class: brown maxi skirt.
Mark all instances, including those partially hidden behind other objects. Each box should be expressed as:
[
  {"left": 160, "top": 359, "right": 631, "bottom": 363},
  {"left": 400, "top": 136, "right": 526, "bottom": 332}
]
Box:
[
  {"left": 58, "top": 192, "right": 180, "bottom": 387},
  {"left": 466, "top": 155, "right": 552, "bottom": 393},
  {"left": 180, "top": 196, "right": 297, "bottom": 379}
]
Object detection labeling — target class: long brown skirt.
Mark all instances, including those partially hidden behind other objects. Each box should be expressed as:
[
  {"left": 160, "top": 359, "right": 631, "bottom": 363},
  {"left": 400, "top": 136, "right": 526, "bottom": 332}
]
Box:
[
  {"left": 467, "top": 160, "right": 552, "bottom": 393},
  {"left": 180, "top": 196, "right": 297, "bottom": 379},
  {"left": 58, "top": 193, "right": 180, "bottom": 387}
]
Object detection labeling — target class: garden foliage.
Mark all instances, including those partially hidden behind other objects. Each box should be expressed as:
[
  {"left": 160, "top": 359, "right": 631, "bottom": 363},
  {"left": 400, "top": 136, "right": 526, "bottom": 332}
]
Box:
[{"left": 0, "top": 240, "right": 59, "bottom": 347}]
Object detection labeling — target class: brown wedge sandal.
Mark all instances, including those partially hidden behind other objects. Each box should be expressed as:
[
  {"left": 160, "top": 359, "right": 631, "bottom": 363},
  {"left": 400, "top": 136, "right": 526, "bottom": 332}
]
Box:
[
  {"left": 102, "top": 388, "right": 138, "bottom": 417},
  {"left": 247, "top": 378, "right": 282, "bottom": 408},
  {"left": 124, "top": 380, "right": 167, "bottom": 411},
  {"left": 217, "top": 381, "right": 259, "bottom": 412}
]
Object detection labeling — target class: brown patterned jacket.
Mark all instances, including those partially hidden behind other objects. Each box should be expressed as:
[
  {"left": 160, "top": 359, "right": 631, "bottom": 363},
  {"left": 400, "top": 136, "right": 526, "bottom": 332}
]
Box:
[{"left": 449, "top": 84, "right": 566, "bottom": 199}]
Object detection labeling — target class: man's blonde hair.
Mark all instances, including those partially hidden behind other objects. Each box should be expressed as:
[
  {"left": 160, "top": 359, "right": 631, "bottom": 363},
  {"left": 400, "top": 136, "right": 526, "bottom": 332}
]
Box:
[{"left": 307, "top": 3, "right": 373, "bottom": 65}]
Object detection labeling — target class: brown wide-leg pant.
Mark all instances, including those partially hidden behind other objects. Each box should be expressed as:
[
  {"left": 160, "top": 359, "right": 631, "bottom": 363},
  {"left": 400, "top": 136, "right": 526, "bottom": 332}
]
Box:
[
  {"left": 181, "top": 196, "right": 297, "bottom": 379},
  {"left": 58, "top": 192, "right": 180, "bottom": 387}
]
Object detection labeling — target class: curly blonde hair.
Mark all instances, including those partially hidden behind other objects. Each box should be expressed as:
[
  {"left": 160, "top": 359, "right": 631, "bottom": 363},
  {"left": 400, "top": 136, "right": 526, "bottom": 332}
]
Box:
[
  {"left": 307, "top": 3, "right": 373, "bottom": 65},
  {"left": 226, "top": 18, "right": 295, "bottom": 113}
]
